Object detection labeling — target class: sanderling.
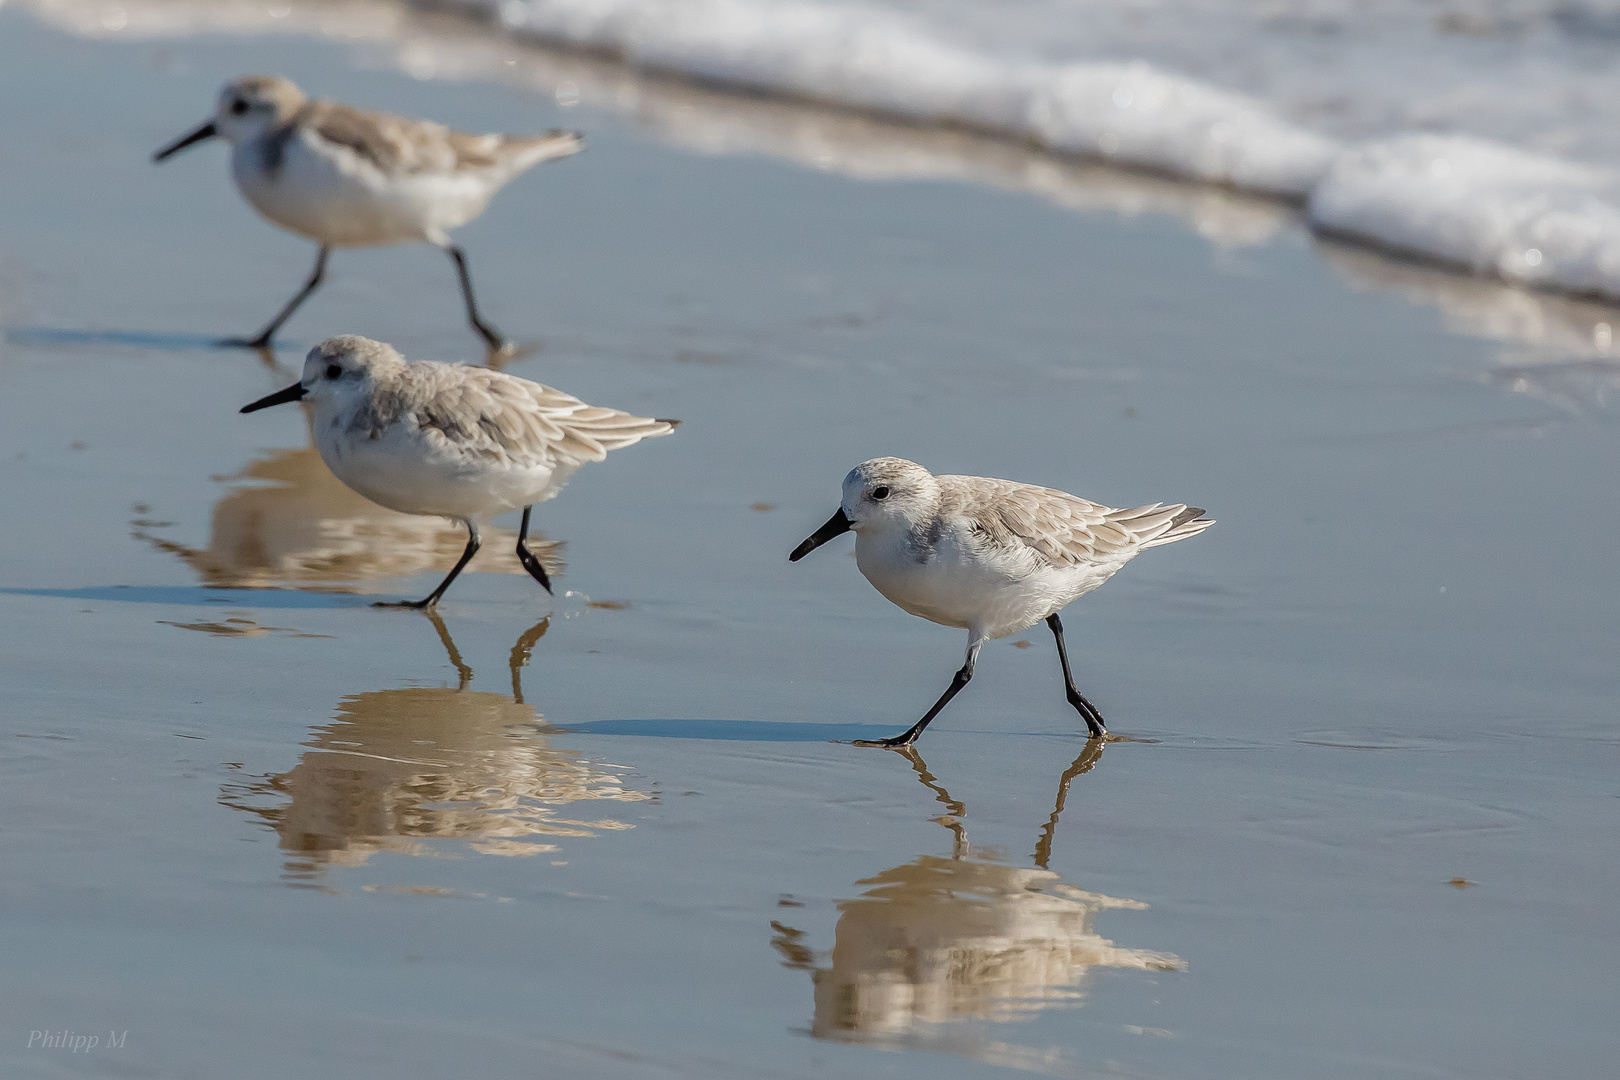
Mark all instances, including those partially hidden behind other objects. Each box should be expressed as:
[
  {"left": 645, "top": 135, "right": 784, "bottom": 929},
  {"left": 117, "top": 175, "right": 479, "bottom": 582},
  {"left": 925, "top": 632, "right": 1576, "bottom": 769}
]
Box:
[
  {"left": 155, "top": 75, "right": 582, "bottom": 354},
  {"left": 240, "top": 335, "right": 677, "bottom": 609},
  {"left": 790, "top": 457, "right": 1212, "bottom": 747}
]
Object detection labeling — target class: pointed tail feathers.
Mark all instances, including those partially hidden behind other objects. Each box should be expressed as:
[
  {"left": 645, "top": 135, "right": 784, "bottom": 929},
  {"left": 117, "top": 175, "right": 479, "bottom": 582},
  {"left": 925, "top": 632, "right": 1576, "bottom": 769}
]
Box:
[
  {"left": 1138, "top": 505, "right": 1214, "bottom": 548},
  {"left": 1106, "top": 503, "right": 1214, "bottom": 549},
  {"left": 500, "top": 129, "right": 583, "bottom": 173},
  {"left": 566, "top": 410, "right": 679, "bottom": 457}
]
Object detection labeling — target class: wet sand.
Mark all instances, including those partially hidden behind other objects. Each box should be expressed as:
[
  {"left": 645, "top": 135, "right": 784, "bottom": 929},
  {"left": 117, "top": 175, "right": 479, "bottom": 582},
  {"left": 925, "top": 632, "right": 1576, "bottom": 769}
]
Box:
[{"left": 1, "top": 8, "right": 1618, "bottom": 1079}]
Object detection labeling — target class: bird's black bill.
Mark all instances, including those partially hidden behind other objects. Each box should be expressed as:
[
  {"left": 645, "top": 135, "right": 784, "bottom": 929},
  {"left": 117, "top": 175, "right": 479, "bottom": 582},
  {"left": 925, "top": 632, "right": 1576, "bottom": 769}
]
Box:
[
  {"left": 789, "top": 508, "right": 853, "bottom": 562},
  {"left": 239, "top": 382, "right": 307, "bottom": 413},
  {"left": 153, "top": 120, "right": 218, "bottom": 162}
]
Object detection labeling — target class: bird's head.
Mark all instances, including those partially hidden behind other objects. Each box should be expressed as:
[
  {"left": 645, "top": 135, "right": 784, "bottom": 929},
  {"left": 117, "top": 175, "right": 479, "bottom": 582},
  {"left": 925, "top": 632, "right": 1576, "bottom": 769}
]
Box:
[
  {"left": 790, "top": 457, "right": 939, "bottom": 561},
  {"left": 240, "top": 336, "right": 407, "bottom": 415},
  {"left": 154, "top": 75, "right": 306, "bottom": 161}
]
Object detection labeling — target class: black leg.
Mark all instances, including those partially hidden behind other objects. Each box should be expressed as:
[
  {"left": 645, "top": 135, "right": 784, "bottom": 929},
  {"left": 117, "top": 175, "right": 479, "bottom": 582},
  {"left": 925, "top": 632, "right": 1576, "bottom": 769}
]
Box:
[
  {"left": 1047, "top": 613, "right": 1107, "bottom": 737},
  {"left": 221, "top": 245, "right": 329, "bottom": 349},
  {"left": 445, "top": 244, "right": 508, "bottom": 353},
  {"left": 375, "top": 520, "right": 481, "bottom": 609},
  {"left": 854, "top": 640, "right": 981, "bottom": 749},
  {"left": 514, "top": 506, "right": 553, "bottom": 595}
]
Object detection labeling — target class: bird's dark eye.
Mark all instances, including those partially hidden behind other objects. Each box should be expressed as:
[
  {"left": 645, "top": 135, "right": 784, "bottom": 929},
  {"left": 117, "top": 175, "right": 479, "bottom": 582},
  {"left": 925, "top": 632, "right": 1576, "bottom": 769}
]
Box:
[
  {"left": 872, "top": 486, "right": 890, "bottom": 500},
  {"left": 326, "top": 364, "right": 342, "bottom": 380},
  {"left": 230, "top": 99, "right": 249, "bottom": 116}
]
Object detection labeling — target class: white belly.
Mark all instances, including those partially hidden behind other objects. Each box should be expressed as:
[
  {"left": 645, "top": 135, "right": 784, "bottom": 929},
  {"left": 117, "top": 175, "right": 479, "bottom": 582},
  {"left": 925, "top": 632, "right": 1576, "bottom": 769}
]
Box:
[
  {"left": 315, "top": 417, "right": 568, "bottom": 521},
  {"left": 232, "top": 135, "right": 495, "bottom": 247},
  {"left": 856, "top": 530, "right": 1122, "bottom": 639}
]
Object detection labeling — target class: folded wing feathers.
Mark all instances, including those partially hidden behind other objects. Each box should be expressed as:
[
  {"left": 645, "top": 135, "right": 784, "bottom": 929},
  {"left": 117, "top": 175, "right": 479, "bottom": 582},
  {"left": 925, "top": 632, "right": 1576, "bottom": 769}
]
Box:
[
  {"left": 972, "top": 479, "right": 1212, "bottom": 565},
  {"left": 309, "top": 100, "right": 581, "bottom": 176},
  {"left": 410, "top": 366, "right": 675, "bottom": 466}
]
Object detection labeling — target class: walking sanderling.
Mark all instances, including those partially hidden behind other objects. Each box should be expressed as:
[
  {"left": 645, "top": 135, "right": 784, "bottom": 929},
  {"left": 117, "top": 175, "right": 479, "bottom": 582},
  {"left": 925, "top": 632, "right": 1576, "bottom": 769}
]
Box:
[
  {"left": 155, "top": 75, "right": 581, "bottom": 354},
  {"left": 241, "top": 335, "right": 677, "bottom": 609},
  {"left": 790, "top": 457, "right": 1212, "bottom": 747}
]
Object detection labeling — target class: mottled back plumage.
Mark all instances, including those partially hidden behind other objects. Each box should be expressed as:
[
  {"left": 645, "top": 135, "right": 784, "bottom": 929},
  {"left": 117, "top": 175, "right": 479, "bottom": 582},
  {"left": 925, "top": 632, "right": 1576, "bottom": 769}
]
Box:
[
  {"left": 346, "top": 359, "right": 677, "bottom": 470},
  {"left": 942, "top": 475, "right": 1213, "bottom": 569},
  {"left": 279, "top": 99, "right": 580, "bottom": 179}
]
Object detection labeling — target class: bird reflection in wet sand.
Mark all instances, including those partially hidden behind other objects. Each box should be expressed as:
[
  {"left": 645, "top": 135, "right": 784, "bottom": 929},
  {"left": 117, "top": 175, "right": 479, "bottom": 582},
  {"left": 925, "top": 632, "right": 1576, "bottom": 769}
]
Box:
[
  {"left": 135, "top": 443, "right": 563, "bottom": 591},
  {"left": 220, "top": 615, "right": 649, "bottom": 883},
  {"left": 771, "top": 745, "right": 1182, "bottom": 1070}
]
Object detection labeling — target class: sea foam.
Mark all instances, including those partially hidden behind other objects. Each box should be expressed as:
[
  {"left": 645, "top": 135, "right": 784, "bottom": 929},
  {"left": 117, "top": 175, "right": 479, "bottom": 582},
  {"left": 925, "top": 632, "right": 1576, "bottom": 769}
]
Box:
[
  {"left": 28, "top": 0, "right": 1620, "bottom": 303},
  {"left": 473, "top": 0, "right": 1339, "bottom": 195},
  {"left": 451, "top": 0, "right": 1620, "bottom": 303},
  {"left": 1311, "top": 136, "right": 1620, "bottom": 298}
]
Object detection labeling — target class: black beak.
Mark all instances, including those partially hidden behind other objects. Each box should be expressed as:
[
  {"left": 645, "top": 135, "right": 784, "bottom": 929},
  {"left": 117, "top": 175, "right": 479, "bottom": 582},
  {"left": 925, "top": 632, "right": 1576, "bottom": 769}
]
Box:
[
  {"left": 790, "top": 508, "right": 853, "bottom": 562},
  {"left": 153, "top": 120, "right": 218, "bottom": 162},
  {"left": 240, "top": 382, "right": 307, "bottom": 413}
]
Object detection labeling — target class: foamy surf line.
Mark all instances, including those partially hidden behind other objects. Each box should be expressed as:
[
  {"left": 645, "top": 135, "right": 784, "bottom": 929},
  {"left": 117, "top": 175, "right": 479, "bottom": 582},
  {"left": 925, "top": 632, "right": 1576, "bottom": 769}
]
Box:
[
  {"left": 438, "top": 0, "right": 1620, "bottom": 306},
  {"left": 20, "top": 0, "right": 1620, "bottom": 306}
]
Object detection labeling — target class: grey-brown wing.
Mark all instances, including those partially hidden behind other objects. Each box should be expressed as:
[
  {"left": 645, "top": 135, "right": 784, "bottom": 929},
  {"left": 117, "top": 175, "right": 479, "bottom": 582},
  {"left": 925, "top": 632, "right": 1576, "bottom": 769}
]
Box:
[
  {"left": 949, "top": 478, "right": 1120, "bottom": 566},
  {"left": 955, "top": 477, "right": 1207, "bottom": 566},
  {"left": 305, "top": 101, "right": 577, "bottom": 175},
  {"left": 414, "top": 367, "right": 676, "bottom": 467}
]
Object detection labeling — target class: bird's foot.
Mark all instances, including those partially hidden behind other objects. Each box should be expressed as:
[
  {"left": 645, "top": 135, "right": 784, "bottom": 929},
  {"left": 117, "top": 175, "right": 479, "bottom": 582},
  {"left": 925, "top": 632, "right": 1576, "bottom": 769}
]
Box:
[
  {"left": 217, "top": 335, "right": 274, "bottom": 350},
  {"left": 1065, "top": 693, "right": 1107, "bottom": 738},
  {"left": 373, "top": 599, "right": 434, "bottom": 610},
  {"left": 515, "top": 550, "right": 553, "bottom": 595},
  {"left": 851, "top": 734, "right": 918, "bottom": 750},
  {"left": 483, "top": 340, "right": 539, "bottom": 369}
]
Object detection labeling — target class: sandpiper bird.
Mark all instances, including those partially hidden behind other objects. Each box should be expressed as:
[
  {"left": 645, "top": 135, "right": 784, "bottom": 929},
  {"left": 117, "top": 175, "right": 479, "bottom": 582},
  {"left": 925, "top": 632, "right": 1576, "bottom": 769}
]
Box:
[
  {"left": 790, "top": 458, "right": 1212, "bottom": 747},
  {"left": 241, "top": 335, "right": 677, "bottom": 608},
  {"left": 154, "top": 75, "right": 582, "bottom": 353}
]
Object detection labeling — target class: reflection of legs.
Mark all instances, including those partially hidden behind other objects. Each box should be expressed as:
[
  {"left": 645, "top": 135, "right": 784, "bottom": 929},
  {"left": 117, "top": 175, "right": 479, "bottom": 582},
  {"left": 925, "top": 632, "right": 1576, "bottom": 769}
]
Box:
[
  {"left": 508, "top": 616, "right": 551, "bottom": 704},
  {"left": 444, "top": 244, "right": 507, "bottom": 353},
  {"left": 1032, "top": 738, "right": 1107, "bottom": 869},
  {"left": 222, "top": 245, "right": 330, "bottom": 349},
  {"left": 898, "top": 746, "right": 969, "bottom": 858},
  {"left": 376, "top": 520, "right": 481, "bottom": 609},
  {"left": 855, "top": 635, "right": 982, "bottom": 749},
  {"left": 515, "top": 506, "right": 553, "bottom": 595},
  {"left": 423, "top": 610, "right": 473, "bottom": 690},
  {"left": 1047, "top": 613, "right": 1107, "bottom": 737}
]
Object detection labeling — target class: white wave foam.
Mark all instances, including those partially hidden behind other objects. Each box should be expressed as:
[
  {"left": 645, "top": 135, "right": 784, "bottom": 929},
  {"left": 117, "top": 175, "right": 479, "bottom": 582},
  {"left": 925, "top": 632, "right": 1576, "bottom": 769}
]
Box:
[
  {"left": 24, "top": 0, "right": 1620, "bottom": 305},
  {"left": 1310, "top": 136, "right": 1620, "bottom": 301},
  {"left": 463, "top": 0, "right": 1340, "bottom": 195},
  {"left": 1026, "top": 61, "right": 1337, "bottom": 196},
  {"left": 446, "top": 0, "right": 1620, "bottom": 303}
]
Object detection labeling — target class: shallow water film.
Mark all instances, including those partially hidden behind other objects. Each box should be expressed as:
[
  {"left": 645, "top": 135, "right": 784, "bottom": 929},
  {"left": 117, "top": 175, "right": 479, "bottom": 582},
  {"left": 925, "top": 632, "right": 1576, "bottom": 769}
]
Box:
[{"left": 2, "top": 7, "right": 1618, "bottom": 1080}]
